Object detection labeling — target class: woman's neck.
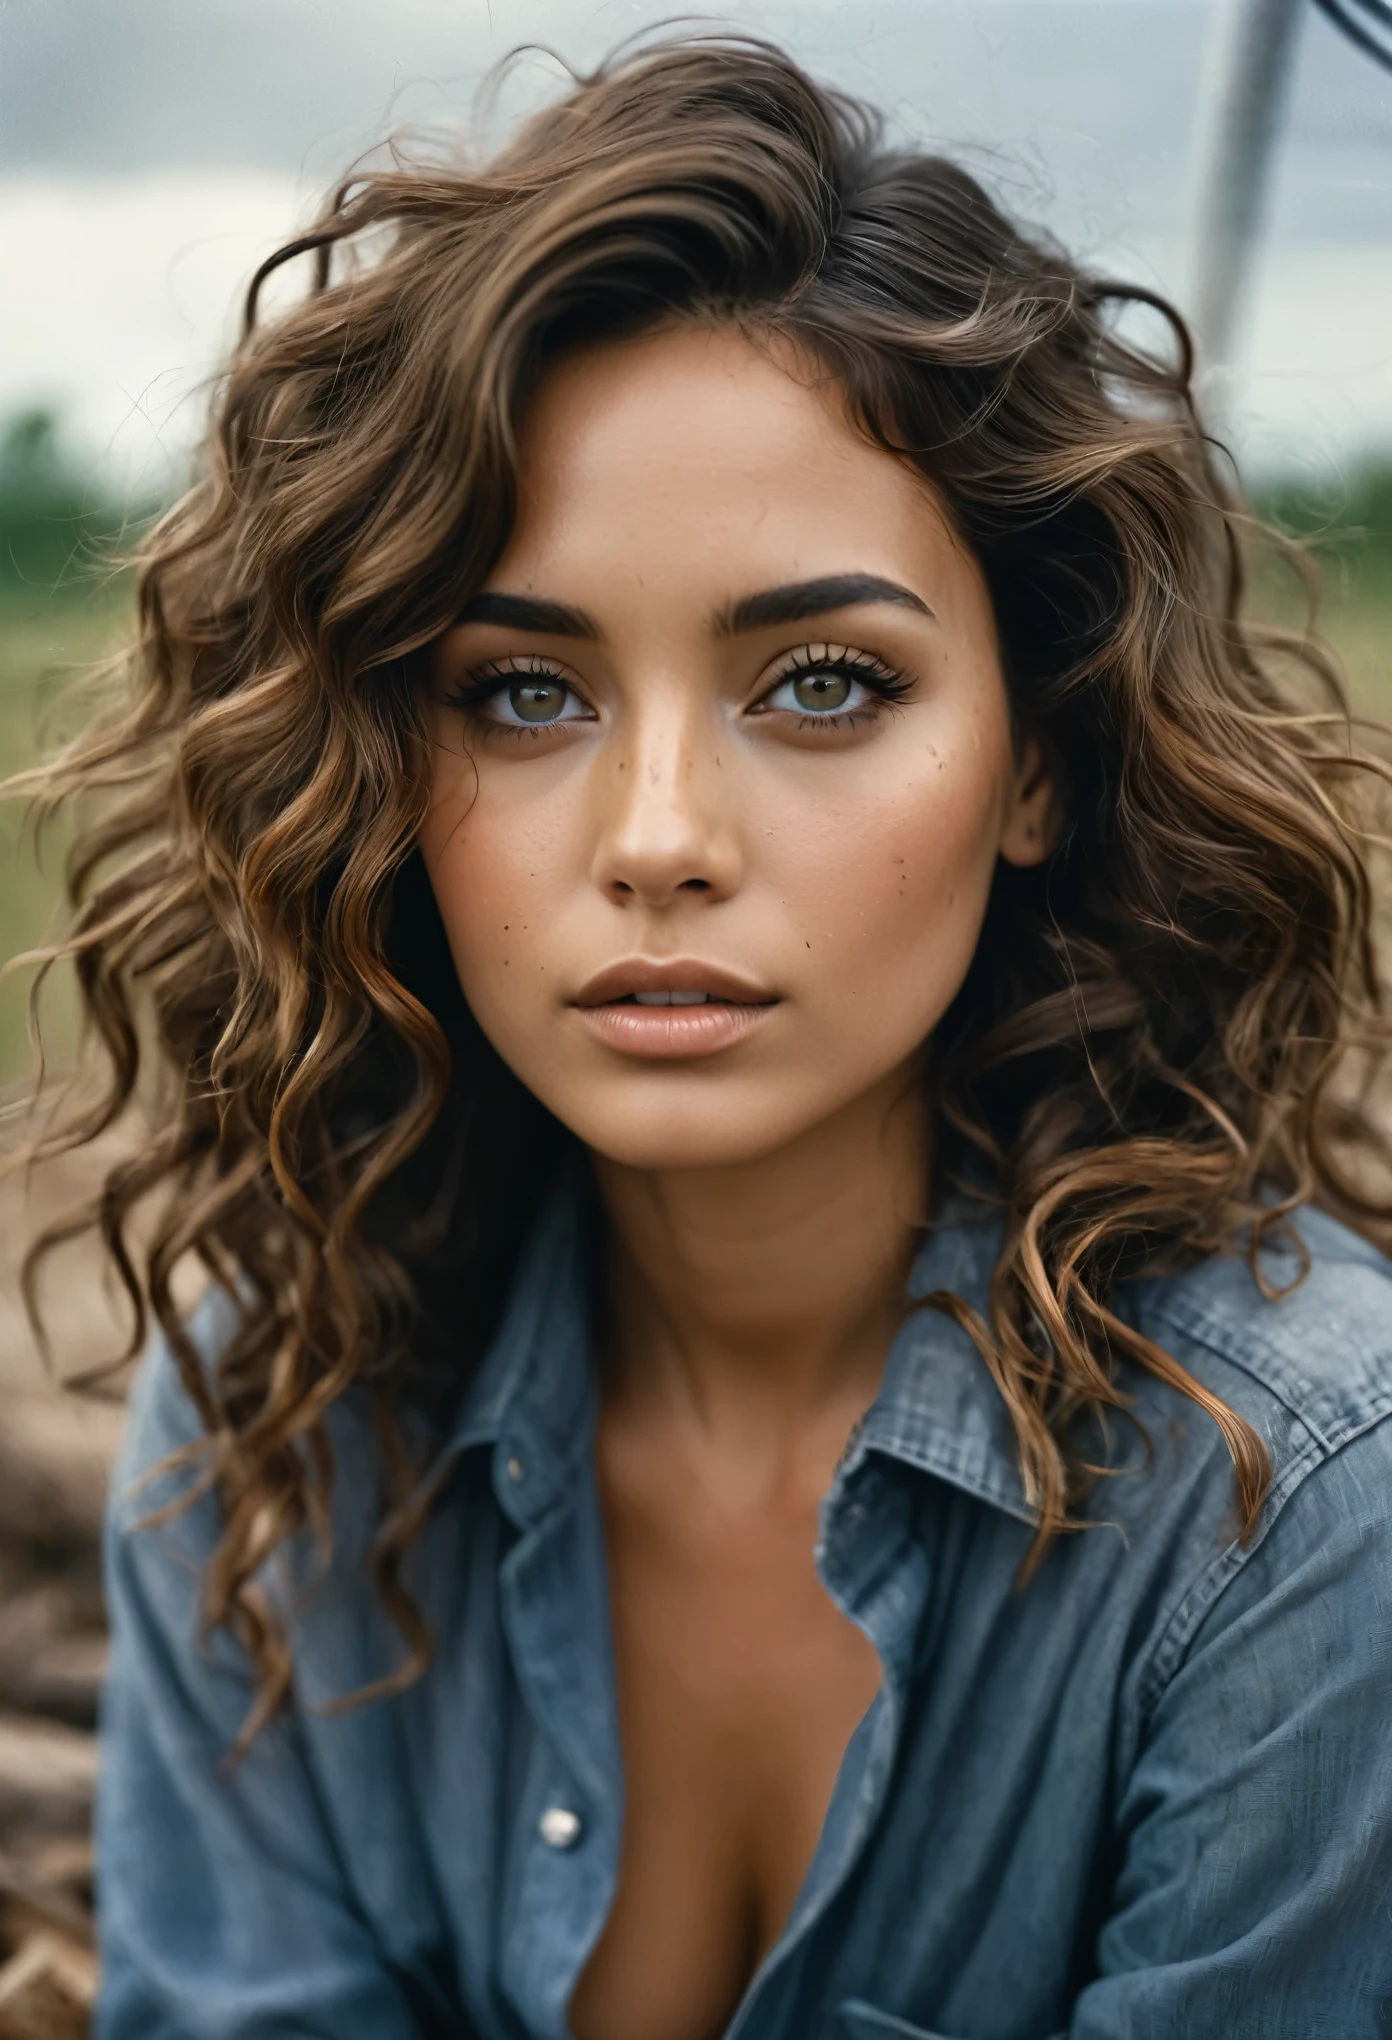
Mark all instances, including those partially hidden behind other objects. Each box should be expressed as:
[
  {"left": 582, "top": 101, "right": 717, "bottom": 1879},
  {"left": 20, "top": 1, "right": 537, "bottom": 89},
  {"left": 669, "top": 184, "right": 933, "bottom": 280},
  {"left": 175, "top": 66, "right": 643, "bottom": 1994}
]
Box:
[{"left": 589, "top": 1063, "right": 929, "bottom": 1471}]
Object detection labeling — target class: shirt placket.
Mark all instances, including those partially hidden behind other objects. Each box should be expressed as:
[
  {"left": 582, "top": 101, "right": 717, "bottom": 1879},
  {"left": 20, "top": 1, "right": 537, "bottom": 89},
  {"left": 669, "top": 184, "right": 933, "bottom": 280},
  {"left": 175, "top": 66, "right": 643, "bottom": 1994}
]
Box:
[
  {"left": 722, "top": 1448, "right": 932, "bottom": 2040},
  {"left": 493, "top": 1426, "right": 624, "bottom": 2040}
]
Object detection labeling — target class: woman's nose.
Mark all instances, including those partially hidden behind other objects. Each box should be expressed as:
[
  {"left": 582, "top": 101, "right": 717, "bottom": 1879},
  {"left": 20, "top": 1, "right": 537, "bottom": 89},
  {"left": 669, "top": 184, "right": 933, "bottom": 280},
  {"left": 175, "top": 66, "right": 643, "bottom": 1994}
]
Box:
[{"left": 588, "top": 703, "right": 742, "bottom": 910}]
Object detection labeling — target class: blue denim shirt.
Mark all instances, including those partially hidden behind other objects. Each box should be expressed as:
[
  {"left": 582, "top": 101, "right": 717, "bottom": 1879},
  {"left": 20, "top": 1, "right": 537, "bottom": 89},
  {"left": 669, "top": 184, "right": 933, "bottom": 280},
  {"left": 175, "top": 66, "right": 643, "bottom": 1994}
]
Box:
[{"left": 97, "top": 1181, "right": 1392, "bottom": 2039}]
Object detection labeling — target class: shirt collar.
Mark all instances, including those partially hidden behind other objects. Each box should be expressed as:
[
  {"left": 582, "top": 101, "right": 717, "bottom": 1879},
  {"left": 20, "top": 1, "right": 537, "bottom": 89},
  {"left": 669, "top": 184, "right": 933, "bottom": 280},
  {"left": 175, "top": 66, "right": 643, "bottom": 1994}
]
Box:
[
  {"left": 442, "top": 1155, "right": 600, "bottom": 1522},
  {"left": 856, "top": 1201, "right": 1036, "bottom": 1526},
  {"left": 444, "top": 1165, "right": 1034, "bottom": 1530}
]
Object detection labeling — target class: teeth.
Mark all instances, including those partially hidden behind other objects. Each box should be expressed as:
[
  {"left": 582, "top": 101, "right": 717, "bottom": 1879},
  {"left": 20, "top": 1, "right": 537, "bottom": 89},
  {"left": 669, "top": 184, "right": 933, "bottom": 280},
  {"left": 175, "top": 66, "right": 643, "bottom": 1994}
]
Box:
[{"left": 632, "top": 990, "right": 710, "bottom": 1006}]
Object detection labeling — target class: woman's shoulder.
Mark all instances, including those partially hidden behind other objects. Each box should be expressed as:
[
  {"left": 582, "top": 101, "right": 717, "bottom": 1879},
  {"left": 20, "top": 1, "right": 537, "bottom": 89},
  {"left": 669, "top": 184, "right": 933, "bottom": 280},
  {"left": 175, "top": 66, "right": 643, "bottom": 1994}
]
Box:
[
  {"left": 1098, "top": 1211, "right": 1392, "bottom": 1734},
  {"left": 109, "top": 1287, "right": 237, "bottom": 1530},
  {"left": 111, "top": 1285, "right": 380, "bottom": 1551},
  {"left": 1130, "top": 1204, "right": 1392, "bottom": 1471},
  {"left": 1099, "top": 1204, "right": 1392, "bottom": 1682}
]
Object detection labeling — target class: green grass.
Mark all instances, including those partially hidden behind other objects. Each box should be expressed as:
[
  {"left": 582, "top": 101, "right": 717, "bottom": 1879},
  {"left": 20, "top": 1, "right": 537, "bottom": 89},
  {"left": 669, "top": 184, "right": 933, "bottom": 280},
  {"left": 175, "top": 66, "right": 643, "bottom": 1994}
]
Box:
[
  {"left": 1252, "top": 463, "right": 1392, "bottom": 716},
  {"left": 0, "top": 583, "right": 133, "bottom": 1086},
  {"left": 0, "top": 409, "right": 153, "bottom": 1088}
]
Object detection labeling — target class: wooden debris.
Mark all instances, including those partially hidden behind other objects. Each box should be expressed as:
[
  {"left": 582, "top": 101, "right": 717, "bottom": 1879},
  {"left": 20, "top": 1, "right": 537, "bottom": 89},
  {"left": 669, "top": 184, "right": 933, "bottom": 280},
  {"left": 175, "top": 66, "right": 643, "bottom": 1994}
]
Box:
[
  {"left": 0, "top": 1129, "right": 136, "bottom": 2032},
  {"left": 0, "top": 1713, "right": 98, "bottom": 1841},
  {"left": 0, "top": 1394, "right": 123, "bottom": 1555},
  {"left": 0, "top": 1387, "right": 113, "bottom": 2018},
  {"left": 0, "top": 1932, "right": 95, "bottom": 2040},
  {"left": 0, "top": 1586, "right": 107, "bottom": 1728},
  {"left": 0, "top": 1847, "right": 94, "bottom": 1953}
]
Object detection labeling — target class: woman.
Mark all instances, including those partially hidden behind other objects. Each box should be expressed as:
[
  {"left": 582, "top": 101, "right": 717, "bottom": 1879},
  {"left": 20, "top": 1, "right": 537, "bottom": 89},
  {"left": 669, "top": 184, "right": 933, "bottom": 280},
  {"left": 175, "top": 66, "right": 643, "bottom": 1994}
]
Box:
[{"left": 24, "top": 34, "right": 1392, "bottom": 2040}]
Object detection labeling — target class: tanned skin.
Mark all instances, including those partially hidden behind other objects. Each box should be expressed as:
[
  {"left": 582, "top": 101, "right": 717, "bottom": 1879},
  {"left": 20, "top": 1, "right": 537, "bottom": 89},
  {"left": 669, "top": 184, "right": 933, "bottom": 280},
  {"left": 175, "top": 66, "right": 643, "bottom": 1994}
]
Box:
[{"left": 421, "top": 326, "right": 1055, "bottom": 2040}]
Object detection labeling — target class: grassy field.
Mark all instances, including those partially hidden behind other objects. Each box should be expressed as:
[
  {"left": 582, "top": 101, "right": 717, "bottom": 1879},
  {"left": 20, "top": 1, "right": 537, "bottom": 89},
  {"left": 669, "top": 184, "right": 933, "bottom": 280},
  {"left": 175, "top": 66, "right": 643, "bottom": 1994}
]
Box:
[
  {"left": 0, "top": 584, "right": 134, "bottom": 1084},
  {"left": 1255, "top": 461, "right": 1392, "bottom": 716},
  {"left": 0, "top": 466, "right": 1388, "bottom": 1092}
]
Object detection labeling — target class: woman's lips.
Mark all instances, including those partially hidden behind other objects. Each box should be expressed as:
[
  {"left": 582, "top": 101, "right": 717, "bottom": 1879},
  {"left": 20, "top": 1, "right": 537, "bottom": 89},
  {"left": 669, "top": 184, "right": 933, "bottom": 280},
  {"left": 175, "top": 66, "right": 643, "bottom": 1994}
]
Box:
[
  {"left": 571, "top": 962, "right": 778, "bottom": 1060},
  {"left": 575, "top": 995, "right": 775, "bottom": 1059}
]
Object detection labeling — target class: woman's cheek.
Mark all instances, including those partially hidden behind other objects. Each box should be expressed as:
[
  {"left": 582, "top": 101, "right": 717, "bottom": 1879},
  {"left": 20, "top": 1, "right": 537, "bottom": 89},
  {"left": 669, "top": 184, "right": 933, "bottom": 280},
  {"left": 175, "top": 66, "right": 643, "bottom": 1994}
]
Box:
[
  {"left": 422, "top": 790, "right": 547, "bottom": 1028},
  {"left": 805, "top": 751, "right": 1005, "bottom": 1019}
]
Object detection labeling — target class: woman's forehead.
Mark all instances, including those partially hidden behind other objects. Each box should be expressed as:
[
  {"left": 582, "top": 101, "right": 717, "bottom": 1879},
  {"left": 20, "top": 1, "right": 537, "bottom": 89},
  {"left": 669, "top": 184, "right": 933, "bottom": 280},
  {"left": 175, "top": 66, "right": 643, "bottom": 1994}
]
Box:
[
  {"left": 501, "top": 325, "right": 967, "bottom": 611},
  {"left": 519, "top": 327, "right": 836, "bottom": 471}
]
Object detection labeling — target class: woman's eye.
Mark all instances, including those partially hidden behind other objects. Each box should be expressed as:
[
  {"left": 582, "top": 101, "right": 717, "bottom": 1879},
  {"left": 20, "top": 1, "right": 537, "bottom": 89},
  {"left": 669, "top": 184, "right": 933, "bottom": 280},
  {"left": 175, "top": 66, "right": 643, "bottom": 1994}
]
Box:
[
  {"left": 753, "top": 645, "right": 912, "bottom": 726},
  {"left": 787, "top": 670, "right": 858, "bottom": 713},
  {"left": 761, "top": 667, "right": 873, "bottom": 717},
  {"left": 483, "top": 676, "right": 590, "bottom": 727}
]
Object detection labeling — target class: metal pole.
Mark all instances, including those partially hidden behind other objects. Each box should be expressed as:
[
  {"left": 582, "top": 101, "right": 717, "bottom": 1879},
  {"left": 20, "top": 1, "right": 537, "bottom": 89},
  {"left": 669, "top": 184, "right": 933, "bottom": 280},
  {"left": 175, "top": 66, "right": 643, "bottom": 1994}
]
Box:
[{"left": 1187, "top": 0, "right": 1306, "bottom": 387}]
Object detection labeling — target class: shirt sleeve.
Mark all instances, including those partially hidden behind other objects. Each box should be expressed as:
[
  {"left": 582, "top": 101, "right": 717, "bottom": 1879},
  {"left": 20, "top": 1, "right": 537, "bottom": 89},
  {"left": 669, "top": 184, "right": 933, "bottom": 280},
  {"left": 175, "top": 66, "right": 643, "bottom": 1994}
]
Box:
[
  {"left": 95, "top": 1327, "right": 432, "bottom": 2040},
  {"left": 1066, "top": 1415, "right": 1392, "bottom": 2040}
]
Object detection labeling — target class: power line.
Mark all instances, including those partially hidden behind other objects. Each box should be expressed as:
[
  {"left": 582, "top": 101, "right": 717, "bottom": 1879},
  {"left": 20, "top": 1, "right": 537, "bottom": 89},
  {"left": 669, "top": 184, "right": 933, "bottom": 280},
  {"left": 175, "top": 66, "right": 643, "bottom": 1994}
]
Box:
[{"left": 1312, "top": 0, "right": 1392, "bottom": 72}]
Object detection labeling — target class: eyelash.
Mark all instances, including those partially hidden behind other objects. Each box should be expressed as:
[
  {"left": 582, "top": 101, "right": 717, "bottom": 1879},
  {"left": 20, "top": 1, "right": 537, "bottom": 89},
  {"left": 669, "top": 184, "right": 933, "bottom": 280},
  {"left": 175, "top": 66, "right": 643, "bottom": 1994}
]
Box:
[
  {"left": 439, "top": 646, "right": 914, "bottom": 735},
  {"left": 438, "top": 655, "right": 566, "bottom": 710},
  {"left": 759, "top": 645, "right": 914, "bottom": 730}
]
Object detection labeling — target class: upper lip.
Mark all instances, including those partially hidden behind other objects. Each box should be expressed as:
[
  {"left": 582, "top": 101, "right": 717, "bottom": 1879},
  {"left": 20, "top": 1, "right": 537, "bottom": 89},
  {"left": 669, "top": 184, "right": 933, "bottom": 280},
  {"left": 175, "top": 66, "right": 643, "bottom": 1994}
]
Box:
[{"left": 573, "top": 958, "right": 779, "bottom": 1007}]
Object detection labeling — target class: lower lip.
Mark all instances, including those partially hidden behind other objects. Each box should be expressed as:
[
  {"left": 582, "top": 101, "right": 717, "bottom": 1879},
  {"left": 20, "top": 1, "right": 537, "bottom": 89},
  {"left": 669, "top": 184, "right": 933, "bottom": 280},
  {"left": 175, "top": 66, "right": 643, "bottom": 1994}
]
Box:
[{"left": 574, "top": 1000, "right": 777, "bottom": 1059}]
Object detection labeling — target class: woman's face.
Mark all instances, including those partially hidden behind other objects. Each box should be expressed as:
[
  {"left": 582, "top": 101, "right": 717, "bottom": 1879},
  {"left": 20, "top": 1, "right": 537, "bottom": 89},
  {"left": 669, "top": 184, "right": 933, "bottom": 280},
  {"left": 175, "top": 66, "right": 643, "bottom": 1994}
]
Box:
[{"left": 421, "top": 324, "right": 1053, "bottom": 1172}]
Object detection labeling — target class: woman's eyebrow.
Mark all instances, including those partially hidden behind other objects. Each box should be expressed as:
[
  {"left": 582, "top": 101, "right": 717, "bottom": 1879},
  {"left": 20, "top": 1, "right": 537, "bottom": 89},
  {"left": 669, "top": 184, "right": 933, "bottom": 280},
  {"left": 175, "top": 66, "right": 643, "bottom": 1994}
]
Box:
[
  {"left": 454, "top": 591, "right": 600, "bottom": 637},
  {"left": 454, "top": 575, "right": 933, "bottom": 640},
  {"left": 717, "top": 573, "right": 935, "bottom": 636}
]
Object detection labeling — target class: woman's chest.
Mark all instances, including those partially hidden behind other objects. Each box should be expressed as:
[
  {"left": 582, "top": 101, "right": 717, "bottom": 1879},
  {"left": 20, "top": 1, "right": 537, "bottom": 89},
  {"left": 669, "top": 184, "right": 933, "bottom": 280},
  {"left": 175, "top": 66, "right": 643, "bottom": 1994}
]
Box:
[
  {"left": 306, "top": 1462, "right": 1128, "bottom": 2040},
  {"left": 567, "top": 1470, "right": 884, "bottom": 2040}
]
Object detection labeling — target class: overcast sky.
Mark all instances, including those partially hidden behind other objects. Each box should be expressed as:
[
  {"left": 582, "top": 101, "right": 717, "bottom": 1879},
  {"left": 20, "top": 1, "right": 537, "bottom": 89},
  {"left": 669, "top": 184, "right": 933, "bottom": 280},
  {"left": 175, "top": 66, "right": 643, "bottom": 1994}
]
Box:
[{"left": 2, "top": 0, "right": 1388, "bottom": 486}]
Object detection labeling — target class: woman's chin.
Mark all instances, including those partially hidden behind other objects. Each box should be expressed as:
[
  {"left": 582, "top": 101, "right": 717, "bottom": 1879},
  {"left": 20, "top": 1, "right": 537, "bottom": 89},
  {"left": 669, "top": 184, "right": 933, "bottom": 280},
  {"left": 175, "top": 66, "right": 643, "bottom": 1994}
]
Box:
[
  {"left": 580, "top": 1123, "right": 797, "bottom": 1176},
  {"left": 535, "top": 1057, "right": 927, "bottom": 1179},
  {"left": 566, "top": 1095, "right": 823, "bottom": 1177}
]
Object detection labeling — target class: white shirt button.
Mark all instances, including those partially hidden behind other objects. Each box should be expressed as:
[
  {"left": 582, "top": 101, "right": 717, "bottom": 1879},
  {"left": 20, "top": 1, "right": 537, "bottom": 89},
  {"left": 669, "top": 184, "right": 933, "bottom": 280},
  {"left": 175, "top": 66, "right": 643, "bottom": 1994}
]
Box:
[{"left": 539, "top": 1806, "right": 582, "bottom": 1850}]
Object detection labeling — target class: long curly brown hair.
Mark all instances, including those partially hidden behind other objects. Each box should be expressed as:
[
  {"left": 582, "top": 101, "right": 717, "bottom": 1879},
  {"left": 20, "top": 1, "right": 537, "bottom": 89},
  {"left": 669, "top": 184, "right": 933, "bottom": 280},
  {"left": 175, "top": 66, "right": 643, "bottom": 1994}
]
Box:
[{"left": 13, "top": 33, "right": 1392, "bottom": 1741}]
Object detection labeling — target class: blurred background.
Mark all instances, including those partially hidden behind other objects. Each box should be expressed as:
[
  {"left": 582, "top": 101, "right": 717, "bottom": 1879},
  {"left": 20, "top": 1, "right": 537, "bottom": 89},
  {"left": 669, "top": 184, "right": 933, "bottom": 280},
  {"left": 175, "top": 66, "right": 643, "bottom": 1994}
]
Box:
[{"left": 0, "top": 0, "right": 1387, "bottom": 2025}]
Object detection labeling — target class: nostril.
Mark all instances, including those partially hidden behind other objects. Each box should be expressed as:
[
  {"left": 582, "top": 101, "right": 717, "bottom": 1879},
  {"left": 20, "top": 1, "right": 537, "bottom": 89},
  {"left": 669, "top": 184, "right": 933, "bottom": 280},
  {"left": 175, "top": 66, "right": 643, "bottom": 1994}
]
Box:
[{"left": 680, "top": 878, "right": 712, "bottom": 892}]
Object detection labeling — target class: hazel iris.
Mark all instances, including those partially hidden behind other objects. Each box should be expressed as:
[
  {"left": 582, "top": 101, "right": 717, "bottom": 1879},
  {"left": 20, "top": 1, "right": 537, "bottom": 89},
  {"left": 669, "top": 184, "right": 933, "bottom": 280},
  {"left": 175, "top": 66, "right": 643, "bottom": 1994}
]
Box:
[
  {"left": 510, "top": 679, "right": 568, "bottom": 722},
  {"left": 793, "top": 671, "right": 852, "bottom": 712}
]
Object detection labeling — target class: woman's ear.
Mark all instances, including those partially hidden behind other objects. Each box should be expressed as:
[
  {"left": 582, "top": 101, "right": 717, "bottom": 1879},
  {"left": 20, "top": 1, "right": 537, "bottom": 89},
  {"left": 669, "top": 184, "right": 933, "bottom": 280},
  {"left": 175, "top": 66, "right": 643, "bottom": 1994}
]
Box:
[{"left": 998, "top": 732, "right": 1061, "bottom": 869}]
